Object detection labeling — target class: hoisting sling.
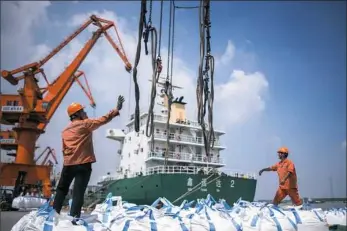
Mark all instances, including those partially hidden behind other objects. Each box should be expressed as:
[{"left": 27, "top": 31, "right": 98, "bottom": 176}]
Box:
[{"left": 197, "top": 0, "right": 215, "bottom": 161}]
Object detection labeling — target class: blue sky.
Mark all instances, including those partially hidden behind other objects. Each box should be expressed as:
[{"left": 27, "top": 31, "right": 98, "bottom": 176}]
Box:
[{"left": 1, "top": 1, "right": 345, "bottom": 200}]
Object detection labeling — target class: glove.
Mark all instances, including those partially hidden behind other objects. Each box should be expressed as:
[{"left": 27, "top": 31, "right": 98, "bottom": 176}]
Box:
[
  {"left": 116, "top": 95, "right": 125, "bottom": 110},
  {"left": 258, "top": 170, "right": 263, "bottom": 176}
]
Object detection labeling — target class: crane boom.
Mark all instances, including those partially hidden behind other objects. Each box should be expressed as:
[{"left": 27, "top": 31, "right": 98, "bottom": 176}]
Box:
[
  {"left": 36, "top": 70, "right": 95, "bottom": 133},
  {"left": 1, "top": 14, "right": 132, "bottom": 85},
  {"left": 0, "top": 14, "right": 132, "bottom": 198},
  {"left": 35, "top": 147, "right": 58, "bottom": 166}
]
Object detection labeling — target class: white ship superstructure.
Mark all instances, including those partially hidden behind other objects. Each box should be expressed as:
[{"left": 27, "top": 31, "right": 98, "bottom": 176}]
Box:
[{"left": 102, "top": 78, "right": 227, "bottom": 182}]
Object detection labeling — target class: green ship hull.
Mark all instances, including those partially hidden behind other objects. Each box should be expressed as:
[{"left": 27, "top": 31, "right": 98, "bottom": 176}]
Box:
[{"left": 101, "top": 173, "right": 257, "bottom": 205}]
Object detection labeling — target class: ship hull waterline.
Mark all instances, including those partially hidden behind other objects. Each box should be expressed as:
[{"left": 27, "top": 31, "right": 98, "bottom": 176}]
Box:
[{"left": 99, "top": 173, "right": 257, "bottom": 206}]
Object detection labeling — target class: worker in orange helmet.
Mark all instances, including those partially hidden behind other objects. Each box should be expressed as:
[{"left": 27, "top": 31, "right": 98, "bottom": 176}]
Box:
[
  {"left": 52, "top": 95, "right": 125, "bottom": 221},
  {"left": 258, "top": 146, "right": 303, "bottom": 207}
]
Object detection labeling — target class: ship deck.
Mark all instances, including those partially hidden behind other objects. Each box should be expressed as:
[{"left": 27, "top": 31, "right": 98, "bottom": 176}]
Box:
[{"left": 99, "top": 165, "right": 257, "bottom": 183}]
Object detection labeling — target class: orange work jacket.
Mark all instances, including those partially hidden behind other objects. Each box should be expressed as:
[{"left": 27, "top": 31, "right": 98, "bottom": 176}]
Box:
[
  {"left": 61, "top": 109, "right": 119, "bottom": 166},
  {"left": 271, "top": 158, "right": 298, "bottom": 189}
]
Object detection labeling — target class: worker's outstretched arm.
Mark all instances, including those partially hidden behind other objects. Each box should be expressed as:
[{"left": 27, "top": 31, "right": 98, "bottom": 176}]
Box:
[
  {"left": 259, "top": 164, "right": 277, "bottom": 176},
  {"left": 83, "top": 95, "right": 125, "bottom": 132}
]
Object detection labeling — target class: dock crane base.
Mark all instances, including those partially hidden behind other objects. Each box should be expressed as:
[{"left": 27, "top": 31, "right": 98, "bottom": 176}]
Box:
[{"left": 0, "top": 163, "right": 52, "bottom": 198}]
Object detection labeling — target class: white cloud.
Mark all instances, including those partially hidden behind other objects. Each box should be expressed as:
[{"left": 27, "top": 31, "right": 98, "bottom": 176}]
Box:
[
  {"left": 1, "top": 3, "right": 269, "bottom": 184},
  {"left": 214, "top": 70, "right": 268, "bottom": 128},
  {"left": 0, "top": 1, "right": 51, "bottom": 69},
  {"left": 216, "top": 40, "right": 235, "bottom": 66}
]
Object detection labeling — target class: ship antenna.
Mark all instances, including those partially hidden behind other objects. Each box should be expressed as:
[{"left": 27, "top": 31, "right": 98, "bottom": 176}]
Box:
[{"left": 196, "top": 0, "right": 215, "bottom": 166}]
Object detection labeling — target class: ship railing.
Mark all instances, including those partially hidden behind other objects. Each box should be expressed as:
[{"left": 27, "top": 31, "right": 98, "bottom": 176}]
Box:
[
  {"left": 153, "top": 132, "right": 222, "bottom": 147},
  {"left": 153, "top": 114, "right": 224, "bottom": 134},
  {"left": 146, "top": 165, "right": 203, "bottom": 175},
  {"left": 145, "top": 165, "right": 257, "bottom": 179},
  {"left": 96, "top": 166, "right": 257, "bottom": 184},
  {"left": 227, "top": 171, "right": 257, "bottom": 179},
  {"left": 153, "top": 114, "right": 205, "bottom": 128},
  {"left": 147, "top": 151, "right": 223, "bottom": 164}
]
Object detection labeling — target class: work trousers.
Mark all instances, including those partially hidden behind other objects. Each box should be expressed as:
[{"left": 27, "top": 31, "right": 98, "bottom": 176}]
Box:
[
  {"left": 273, "top": 187, "right": 302, "bottom": 206},
  {"left": 53, "top": 162, "right": 92, "bottom": 218}
]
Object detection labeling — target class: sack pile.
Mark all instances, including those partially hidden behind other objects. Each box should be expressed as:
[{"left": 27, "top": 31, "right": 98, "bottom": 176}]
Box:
[
  {"left": 12, "top": 196, "right": 48, "bottom": 210},
  {"left": 11, "top": 193, "right": 346, "bottom": 231}
]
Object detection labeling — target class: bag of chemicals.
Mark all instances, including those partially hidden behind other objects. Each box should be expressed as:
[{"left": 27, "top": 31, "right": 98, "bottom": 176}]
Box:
[
  {"left": 43, "top": 210, "right": 94, "bottom": 231},
  {"left": 179, "top": 199, "right": 195, "bottom": 210},
  {"left": 12, "top": 196, "right": 47, "bottom": 209},
  {"left": 214, "top": 199, "right": 232, "bottom": 211},
  {"left": 93, "top": 193, "right": 114, "bottom": 214},
  {"left": 229, "top": 199, "right": 261, "bottom": 218},
  {"left": 91, "top": 196, "right": 114, "bottom": 224},
  {"left": 109, "top": 209, "right": 159, "bottom": 231},
  {"left": 183, "top": 198, "right": 242, "bottom": 231},
  {"left": 242, "top": 206, "right": 297, "bottom": 231},
  {"left": 31, "top": 197, "right": 48, "bottom": 208},
  {"left": 122, "top": 202, "right": 137, "bottom": 209},
  {"left": 325, "top": 208, "right": 347, "bottom": 226},
  {"left": 155, "top": 213, "right": 189, "bottom": 231},
  {"left": 11, "top": 211, "right": 40, "bottom": 231},
  {"left": 11, "top": 196, "right": 54, "bottom": 231},
  {"left": 284, "top": 208, "right": 329, "bottom": 231}
]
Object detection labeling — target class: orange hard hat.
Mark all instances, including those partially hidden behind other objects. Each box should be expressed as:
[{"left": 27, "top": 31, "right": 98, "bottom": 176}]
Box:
[
  {"left": 67, "top": 102, "right": 84, "bottom": 117},
  {"left": 277, "top": 146, "right": 289, "bottom": 154}
]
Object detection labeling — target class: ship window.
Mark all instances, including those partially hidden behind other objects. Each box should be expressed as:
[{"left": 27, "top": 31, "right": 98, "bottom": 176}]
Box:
[
  {"left": 164, "top": 130, "right": 167, "bottom": 135},
  {"left": 128, "top": 136, "right": 131, "bottom": 141},
  {"left": 156, "top": 129, "right": 159, "bottom": 134},
  {"left": 156, "top": 184, "right": 158, "bottom": 187},
  {"left": 134, "top": 150, "right": 138, "bottom": 154},
  {"left": 140, "top": 148, "right": 143, "bottom": 152},
  {"left": 141, "top": 185, "right": 143, "bottom": 188}
]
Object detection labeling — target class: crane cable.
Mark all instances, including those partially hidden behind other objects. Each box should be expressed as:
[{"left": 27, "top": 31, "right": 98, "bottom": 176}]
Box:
[
  {"left": 132, "top": 0, "right": 147, "bottom": 133},
  {"left": 197, "top": 0, "right": 215, "bottom": 161},
  {"left": 145, "top": 0, "right": 164, "bottom": 156},
  {"left": 164, "top": 0, "right": 176, "bottom": 167}
]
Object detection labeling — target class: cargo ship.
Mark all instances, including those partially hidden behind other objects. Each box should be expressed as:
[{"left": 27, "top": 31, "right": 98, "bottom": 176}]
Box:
[{"left": 94, "top": 77, "right": 257, "bottom": 206}]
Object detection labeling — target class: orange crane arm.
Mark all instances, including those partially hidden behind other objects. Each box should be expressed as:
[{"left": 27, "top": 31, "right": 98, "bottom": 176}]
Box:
[
  {"left": 1, "top": 14, "right": 132, "bottom": 86},
  {"left": 41, "top": 148, "right": 58, "bottom": 165},
  {"left": 74, "top": 72, "right": 96, "bottom": 108},
  {"left": 36, "top": 70, "right": 96, "bottom": 132},
  {"left": 35, "top": 146, "right": 58, "bottom": 165},
  {"left": 34, "top": 146, "right": 51, "bottom": 163},
  {"left": 2, "top": 14, "right": 131, "bottom": 134}
]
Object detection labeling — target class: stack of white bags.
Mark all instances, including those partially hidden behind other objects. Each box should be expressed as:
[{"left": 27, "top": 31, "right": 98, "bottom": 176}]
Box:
[
  {"left": 12, "top": 195, "right": 48, "bottom": 210},
  {"left": 11, "top": 193, "right": 347, "bottom": 231}
]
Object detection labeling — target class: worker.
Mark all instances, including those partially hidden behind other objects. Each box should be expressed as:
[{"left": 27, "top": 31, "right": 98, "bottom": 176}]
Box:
[
  {"left": 258, "top": 146, "right": 303, "bottom": 207},
  {"left": 52, "top": 95, "right": 125, "bottom": 221}
]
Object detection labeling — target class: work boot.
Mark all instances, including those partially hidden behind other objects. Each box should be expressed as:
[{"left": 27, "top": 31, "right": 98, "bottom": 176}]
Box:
[{"left": 294, "top": 204, "right": 303, "bottom": 210}]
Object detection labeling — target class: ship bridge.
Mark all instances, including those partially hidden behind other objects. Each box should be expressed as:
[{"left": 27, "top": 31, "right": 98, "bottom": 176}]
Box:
[{"left": 105, "top": 78, "right": 230, "bottom": 179}]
